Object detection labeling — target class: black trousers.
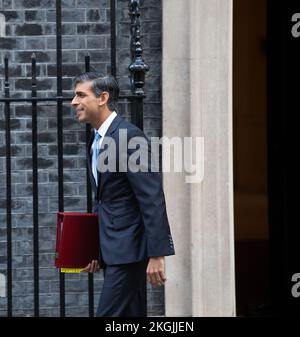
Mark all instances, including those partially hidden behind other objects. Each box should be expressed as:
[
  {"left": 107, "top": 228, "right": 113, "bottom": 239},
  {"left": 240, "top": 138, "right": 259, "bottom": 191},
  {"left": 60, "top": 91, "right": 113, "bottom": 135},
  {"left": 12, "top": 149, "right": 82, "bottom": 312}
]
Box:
[{"left": 96, "top": 259, "right": 148, "bottom": 317}]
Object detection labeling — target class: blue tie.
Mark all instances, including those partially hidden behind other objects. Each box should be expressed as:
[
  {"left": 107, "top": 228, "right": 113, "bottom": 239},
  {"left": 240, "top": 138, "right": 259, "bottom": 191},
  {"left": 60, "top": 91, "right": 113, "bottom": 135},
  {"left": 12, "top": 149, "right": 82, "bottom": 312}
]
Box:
[{"left": 92, "top": 132, "right": 101, "bottom": 186}]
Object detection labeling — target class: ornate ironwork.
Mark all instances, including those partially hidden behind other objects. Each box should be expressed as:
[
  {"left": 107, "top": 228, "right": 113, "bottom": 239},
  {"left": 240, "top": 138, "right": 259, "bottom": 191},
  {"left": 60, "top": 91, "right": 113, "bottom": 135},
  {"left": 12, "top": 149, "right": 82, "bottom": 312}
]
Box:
[{"left": 129, "top": 0, "right": 149, "bottom": 95}]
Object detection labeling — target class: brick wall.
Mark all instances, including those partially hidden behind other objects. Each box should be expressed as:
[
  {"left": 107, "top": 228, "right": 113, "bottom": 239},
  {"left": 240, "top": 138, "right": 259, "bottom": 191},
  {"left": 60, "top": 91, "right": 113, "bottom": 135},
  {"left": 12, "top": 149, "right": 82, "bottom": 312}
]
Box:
[{"left": 0, "top": 0, "right": 163, "bottom": 317}]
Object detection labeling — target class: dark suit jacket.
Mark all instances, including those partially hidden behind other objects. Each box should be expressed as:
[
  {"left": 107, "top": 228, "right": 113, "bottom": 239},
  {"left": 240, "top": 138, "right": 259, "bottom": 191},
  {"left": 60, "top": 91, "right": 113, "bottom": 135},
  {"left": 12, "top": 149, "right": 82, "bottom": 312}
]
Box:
[{"left": 87, "top": 115, "right": 175, "bottom": 265}]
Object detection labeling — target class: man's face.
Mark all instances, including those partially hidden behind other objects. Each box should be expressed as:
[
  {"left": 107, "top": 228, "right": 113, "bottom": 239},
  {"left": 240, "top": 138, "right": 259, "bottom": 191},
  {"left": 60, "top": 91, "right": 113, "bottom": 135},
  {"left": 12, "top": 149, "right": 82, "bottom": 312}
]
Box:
[{"left": 71, "top": 81, "right": 101, "bottom": 124}]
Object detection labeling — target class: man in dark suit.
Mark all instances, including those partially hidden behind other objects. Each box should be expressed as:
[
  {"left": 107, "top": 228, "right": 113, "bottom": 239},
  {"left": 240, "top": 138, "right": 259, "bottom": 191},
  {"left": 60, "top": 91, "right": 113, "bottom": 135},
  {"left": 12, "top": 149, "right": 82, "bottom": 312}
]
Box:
[{"left": 71, "top": 72, "right": 175, "bottom": 317}]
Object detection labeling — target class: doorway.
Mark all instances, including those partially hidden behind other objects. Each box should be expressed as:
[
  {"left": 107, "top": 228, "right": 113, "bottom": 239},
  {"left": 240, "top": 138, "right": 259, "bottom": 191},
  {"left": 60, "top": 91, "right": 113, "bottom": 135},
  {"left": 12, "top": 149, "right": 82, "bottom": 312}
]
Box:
[{"left": 233, "top": 0, "right": 271, "bottom": 316}]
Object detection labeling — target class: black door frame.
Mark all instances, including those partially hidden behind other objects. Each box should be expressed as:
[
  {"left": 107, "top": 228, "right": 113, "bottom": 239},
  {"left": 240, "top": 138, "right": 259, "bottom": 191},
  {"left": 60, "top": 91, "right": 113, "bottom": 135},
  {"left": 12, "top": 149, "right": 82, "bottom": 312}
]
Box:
[{"left": 267, "top": 0, "right": 300, "bottom": 316}]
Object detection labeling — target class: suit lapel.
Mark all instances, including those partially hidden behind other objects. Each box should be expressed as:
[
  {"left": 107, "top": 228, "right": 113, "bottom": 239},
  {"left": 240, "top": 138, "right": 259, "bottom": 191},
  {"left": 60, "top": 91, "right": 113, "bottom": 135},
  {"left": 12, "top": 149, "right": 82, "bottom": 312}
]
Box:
[
  {"left": 98, "top": 115, "right": 123, "bottom": 198},
  {"left": 87, "top": 131, "right": 98, "bottom": 194}
]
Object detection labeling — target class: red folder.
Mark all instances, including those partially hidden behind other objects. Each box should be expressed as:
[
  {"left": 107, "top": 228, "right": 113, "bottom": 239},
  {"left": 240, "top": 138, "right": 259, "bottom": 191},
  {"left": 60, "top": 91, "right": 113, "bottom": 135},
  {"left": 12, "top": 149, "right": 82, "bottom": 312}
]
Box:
[{"left": 55, "top": 212, "right": 100, "bottom": 271}]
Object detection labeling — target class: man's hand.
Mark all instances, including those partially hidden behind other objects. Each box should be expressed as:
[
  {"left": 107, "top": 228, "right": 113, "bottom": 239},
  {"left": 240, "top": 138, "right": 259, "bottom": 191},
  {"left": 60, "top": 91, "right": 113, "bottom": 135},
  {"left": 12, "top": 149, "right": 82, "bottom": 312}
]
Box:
[
  {"left": 146, "top": 256, "right": 166, "bottom": 287},
  {"left": 81, "top": 260, "right": 100, "bottom": 273}
]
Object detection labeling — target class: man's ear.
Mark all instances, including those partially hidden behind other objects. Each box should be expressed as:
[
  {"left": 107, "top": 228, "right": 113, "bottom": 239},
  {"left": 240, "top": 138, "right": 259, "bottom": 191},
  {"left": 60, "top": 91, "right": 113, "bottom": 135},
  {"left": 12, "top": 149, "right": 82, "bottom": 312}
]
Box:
[{"left": 98, "top": 91, "right": 110, "bottom": 107}]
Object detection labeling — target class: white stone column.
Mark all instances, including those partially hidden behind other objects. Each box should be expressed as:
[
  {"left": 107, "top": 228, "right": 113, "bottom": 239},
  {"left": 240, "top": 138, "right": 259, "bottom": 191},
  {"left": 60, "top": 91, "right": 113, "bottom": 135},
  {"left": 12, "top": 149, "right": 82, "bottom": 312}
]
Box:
[{"left": 163, "top": 0, "right": 235, "bottom": 316}]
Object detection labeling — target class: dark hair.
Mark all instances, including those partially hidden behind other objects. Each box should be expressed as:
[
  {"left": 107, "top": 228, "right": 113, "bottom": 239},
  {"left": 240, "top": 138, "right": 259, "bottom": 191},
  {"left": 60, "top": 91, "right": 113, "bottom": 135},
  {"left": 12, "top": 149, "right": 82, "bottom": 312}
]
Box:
[{"left": 73, "top": 72, "right": 119, "bottom": 111}]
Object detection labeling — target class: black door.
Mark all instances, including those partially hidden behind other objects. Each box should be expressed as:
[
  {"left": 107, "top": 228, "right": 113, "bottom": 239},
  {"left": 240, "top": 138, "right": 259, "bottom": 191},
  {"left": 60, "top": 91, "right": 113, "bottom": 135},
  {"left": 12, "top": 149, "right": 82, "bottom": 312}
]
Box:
[{"left": 267, "top": 0, "right": 300, "bottom": 316}]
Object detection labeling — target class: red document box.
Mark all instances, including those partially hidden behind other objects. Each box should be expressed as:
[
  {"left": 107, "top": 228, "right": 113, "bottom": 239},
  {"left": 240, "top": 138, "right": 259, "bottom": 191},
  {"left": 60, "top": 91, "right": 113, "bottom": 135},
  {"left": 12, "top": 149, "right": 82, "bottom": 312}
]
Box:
[{"left": 55, "top": 212, "right": 99, "bottom": 270}]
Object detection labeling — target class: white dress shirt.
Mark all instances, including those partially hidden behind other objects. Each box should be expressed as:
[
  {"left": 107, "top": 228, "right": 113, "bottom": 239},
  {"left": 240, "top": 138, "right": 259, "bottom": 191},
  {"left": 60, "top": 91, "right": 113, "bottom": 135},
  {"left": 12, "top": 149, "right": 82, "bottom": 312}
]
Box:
[{"left": 91, "top": 111, "right": 117, "bottom": 185}]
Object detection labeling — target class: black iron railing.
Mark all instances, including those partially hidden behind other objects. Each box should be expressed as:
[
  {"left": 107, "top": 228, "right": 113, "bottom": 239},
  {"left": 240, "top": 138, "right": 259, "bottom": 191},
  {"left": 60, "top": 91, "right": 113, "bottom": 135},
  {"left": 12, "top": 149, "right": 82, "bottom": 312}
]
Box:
[{"left": 0, "top": 0, "right": 149, "bottom": 317}]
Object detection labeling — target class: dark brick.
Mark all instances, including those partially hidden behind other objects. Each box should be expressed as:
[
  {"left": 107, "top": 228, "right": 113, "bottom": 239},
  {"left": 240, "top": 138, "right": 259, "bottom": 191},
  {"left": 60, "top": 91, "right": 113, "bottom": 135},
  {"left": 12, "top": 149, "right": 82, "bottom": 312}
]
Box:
[
  {"left": 14, "top": 78, "right": 31, "bottom": 90},
  {"left": 77, "top": 50, "right": 110, "bottom": 63},
  {"left": 25, "top": 64, "right": 47, "bottom": 77},
  {"left": 38, "top": 78, "right": 56, "bottom": 91},
  {"left": 25, "top": 143, "right": 48, "bottom": 157},
  {"left": 2, "top": 0, "right": 12, "bottom": 9},
  {"left": 77, "top": 157, "right": 87, "bottom": 169},
  {"left": 45, "top": 37, "right": 55, "bottom": 50},
  {"left": 48, "top": 171, "right": 58, "bottom": 182},
  {"left": 11, "top": 145, "right": 25, "bottom": 156},
  {"left": 0, "top": 64, "right": 22, "bottom": 77},
  {"left": 14, "top": 0, "right": 53, "bottom": 8},
  {"left": 15, "top": 106, "right": 33, "bottom": 117},
  {"left": 25, "top": 38, "right": 46, "bottom": 50},
  {"left": 86, "top": 9, "right": 106, "bottom": 22},
  {"left": 149, "top": 35, "right": 161, "bottom": 48},
  {"left": 144, "top": 117, "right": 161, "bottom": 129},
  {"left": 35, "top": 105, "right": 57, "bottom": 118},
  {"left": 62, "top": 78, "right": 73, "bottom": 91},
  {"left": 8, "top": 91, "right": 26, "bottom": 100},
  {"left": 49, "top": 144, "right": 85, "bottom": 156},
  {"left": 62, "top": 51, "right": 77, "bottom": 63},
  {"left": 86, "top": 36, "right": 106, "bottom": 49},
  {"left": 65, "top": 105, "right": 77, "bottom": 117},
  {"left": 14, "top": 51, "right": 54, "bottom": 63},
  {"left": 143, "top": 129, "right": 160, "bottom": 138},
  {"left": 26, "top": 171, "right": 48, "bottom": 183},
  {"left": 5, "top": 24, "right": 13, "bottom": 36},
  {"left": 14, "top": 158, "right": 32, "bottom": 170},
  {"left": 46, "top": 9, "right": 85, "bottom": 23},
  {"left": 0, "top": 146, "right": 4, "bottom": 156},
  {"left": 116, "top": 48, "right": 131, "bottom": 64},
  {"left": 64, "top": 36, "right": 86, "bottom": 49},
  {"left": 25, "top": 10, "right": 46, "bottom": 22},
  {"left": 0, "top": 118, "right": 21, "bottom": 130},
  {"left": 15, "top": 132, "right": 32, "bottom": 144},
  {"left": 38, "top": 158, "right": 56, "bottom": 169},
  {"left": 63, "top": 170, "right": 86, "bottom": 183},
  {"left": 62, "top": 117, "right": 82, "bottom": 130},
  {"left": 77, "top": 0, "right": 109, "bottom": 8},
  {"left": 13, "top": 0, "right": 42, "bottom": 8},
  {"left": 144, "top": 103, "right": 161, "bottom": 118},
  {"left": 116, "top": 76, "right": 131, "bottom": 92},
  {"left": 37, "top": 132, "right": 56, "bottom": 143},
  {"left": 42, "top": 23, "right": 55, "bottom": 35},
  {"left": 14, "top": 184, "right": 33, "bottom": 197},
  {"left": 47, "top": 36, "right": 85, "bottom": 50},
  {"left": 47, "top": 145, "right": 56, "bottom": 156},
  {"left": 77, "top": 23, "right": 110, "bottom": 35},
  {"left": 63, "top": 197, "right": 85, "bottom": 209},
  {"left": 37, "top": 184, "right": 57, "bottom": 197},
  {"left": 76, "top": 130, "right": 87, "bottom": 144},
  {"left": 47, "top": 64, "right": 83, "bottom": 77},
  {"left": 15, "top": 24, "right": 42, "bottom": 36},
  {"left": 116, "top": 34, "right": 131, "bottom": 48},
  {"left": 15, "top": 158, "right": 56, "bottom": 170},
  {"left": 11, "top": 172, "right": 27, "bottom": 185},
  {"left": 47, "top": 118, "right": 56, "bottom": 130},
  {"left": 14, "top": 78, "right": 55, "bottom": 91},
  {"left": 140, "top": 0, "right": 161, "bottom": 7},
  {"left": 117, "top": 21, "right": 131, "bottom": 36},
  {"left": 61, "top": 0, "right": 76, "bottom": 7},
  {"left": 143, "top": 48, "right": 161, "bottom": 62},
  {"left": 118, "top": 8, "right": 130, "bottom": 21},
  {"left": 61, "top": 23, "right": 77, "bottom": 35},
  {"left": 145, "top": 61, "right": 160, "bottom": 75},
  {"left": 0, "top": 10, "right": 23, "bottom": 22},
  {"left": 63, "top": 158, "right": 77, "bottom": 169},
  {"left": 63, "top": 132, "right": 76, "bottom": 143},
  {"left": 64, "top": 144, "right": 85, "bottom": 156}
]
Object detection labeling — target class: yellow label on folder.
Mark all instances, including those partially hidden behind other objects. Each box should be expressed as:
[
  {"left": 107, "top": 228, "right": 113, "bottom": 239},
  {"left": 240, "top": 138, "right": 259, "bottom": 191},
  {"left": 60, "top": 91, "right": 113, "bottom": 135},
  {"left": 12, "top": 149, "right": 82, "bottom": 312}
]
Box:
[{"left": 60, "top": 268, "right": 83, "bottom": 273}]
